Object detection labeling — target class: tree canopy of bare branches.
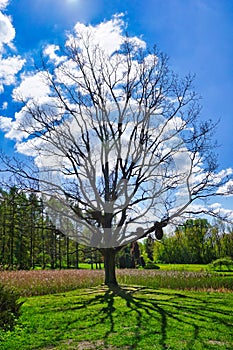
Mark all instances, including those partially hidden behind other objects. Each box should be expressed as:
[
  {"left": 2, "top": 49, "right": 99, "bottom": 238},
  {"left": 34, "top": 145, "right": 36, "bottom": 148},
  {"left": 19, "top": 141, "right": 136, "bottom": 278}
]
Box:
[{"left": 0, "top": 20, "right": 232, "bottom": 284}]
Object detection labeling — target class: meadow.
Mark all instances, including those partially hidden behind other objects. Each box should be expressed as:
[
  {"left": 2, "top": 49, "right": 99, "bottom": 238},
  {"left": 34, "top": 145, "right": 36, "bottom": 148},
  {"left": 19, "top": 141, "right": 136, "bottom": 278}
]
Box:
[
  {"left": 0, "top": 267, "right": 232, "bottom": 349},
  {"left": 0, "top": 267, "right": 232, "bottom": 296}
]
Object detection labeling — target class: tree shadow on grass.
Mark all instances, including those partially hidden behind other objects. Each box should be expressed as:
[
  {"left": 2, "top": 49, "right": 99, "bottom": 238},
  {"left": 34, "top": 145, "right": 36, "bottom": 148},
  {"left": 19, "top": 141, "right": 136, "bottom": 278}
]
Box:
[
  {"left": 98, "top": 285, "right": 232, "bottom": 349},
  {"left": 33, "top": 285, "right": 233, "bottom": 349},
  {"left": 104, "top": 285, "right": 183, "bottom": 349}
]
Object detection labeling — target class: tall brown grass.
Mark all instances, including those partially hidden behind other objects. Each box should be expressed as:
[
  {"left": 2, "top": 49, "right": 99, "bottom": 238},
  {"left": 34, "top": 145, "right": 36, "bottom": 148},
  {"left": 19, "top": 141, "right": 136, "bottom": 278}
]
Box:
[
  {"left": 117, "top": 269, "right": 233, "bottom": 292},
  {"left": 0, "top": 269, "right": 232, "bottom": 296},
  {"left": 0, "top": 270, "right": 104, "bottom": 296}
]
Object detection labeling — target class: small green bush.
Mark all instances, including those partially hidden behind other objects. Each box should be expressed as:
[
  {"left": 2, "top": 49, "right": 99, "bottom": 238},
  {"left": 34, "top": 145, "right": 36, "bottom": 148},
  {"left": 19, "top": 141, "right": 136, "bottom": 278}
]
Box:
[
  {"left": 144, "top": 262, "right": 160, "bottom": 269},
  {"left": 210, "top": 257, "right": 233, "bottom": 271},
  {"left": 0, "top": 284, "right": 23, "bottom": 330}
]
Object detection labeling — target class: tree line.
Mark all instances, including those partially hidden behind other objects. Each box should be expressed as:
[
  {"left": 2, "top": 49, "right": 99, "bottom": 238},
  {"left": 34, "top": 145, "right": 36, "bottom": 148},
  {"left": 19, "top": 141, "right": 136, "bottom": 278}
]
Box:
[
  {"left": 0, "top": 187, "right": 232, "bottom": 270},
  {"left": 0, "top": 187, "right": 103, "bottom": 270},
  {"left": 153, "top": 219, "right": 233, "bottom": 264},
  {"left": 116, "top": 219, "right": 233, "bottom": 267}
]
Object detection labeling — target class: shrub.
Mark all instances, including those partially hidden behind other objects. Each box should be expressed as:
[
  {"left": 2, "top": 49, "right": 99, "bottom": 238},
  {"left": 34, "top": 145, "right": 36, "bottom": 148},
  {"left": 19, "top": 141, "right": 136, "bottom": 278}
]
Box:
[
  {"left": 0, "top": 284, "right": 23, "bottom": 330},
  {"left": 210, "top": 257, "right": 233, "bottom": 271}
]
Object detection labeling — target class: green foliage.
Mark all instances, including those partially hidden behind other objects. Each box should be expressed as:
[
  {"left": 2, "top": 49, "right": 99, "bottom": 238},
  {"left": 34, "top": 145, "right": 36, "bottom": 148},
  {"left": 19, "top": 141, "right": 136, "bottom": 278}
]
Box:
[
  {"left": 154, "top": 219, "right": 233, "bottom": 264},
  {"left": 0, "top": 284, "right": 22, "bottom": 330},
  {"left": 210, "top": 257, "right": 233, "bottom": 271},
  {"left": 0, "top": 187, "right": 81, "bottom": 270}
]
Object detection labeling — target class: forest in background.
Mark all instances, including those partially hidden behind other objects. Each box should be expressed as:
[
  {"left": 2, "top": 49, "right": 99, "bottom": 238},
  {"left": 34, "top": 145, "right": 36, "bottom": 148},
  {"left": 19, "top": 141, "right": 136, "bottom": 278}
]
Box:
[{"left": 0, "top": 187, "right": 232, "bottom": 270}]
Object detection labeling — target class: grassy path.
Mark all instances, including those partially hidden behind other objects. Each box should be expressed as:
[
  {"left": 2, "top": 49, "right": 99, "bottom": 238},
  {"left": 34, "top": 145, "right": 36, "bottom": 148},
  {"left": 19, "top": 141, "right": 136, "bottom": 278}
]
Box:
[{"left": 1, "top": 286, "right": 232, "bottom": 350}]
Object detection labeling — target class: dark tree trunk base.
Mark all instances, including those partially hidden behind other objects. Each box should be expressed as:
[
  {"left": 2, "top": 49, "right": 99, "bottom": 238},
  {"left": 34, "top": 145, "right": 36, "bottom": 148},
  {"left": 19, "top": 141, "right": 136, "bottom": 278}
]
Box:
[{"left": 102, "top": 248, "right": 118, "bottom": 286}]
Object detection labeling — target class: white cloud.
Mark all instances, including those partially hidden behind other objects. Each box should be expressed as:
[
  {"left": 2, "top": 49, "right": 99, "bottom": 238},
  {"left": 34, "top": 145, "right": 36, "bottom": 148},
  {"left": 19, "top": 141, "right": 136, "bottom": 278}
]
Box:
[
  {"left": 3, "top": 94, "right": 66, "bottom": 141},
  {"left": 71, "top": 13, "right": 146, "bottom": 57},
  {"left": 12, "top": 71, "right": 51, "bottom": 101},
  {"left": 209, "top": 202, "right": 233, "bottom": 221},
  {"left": 0, "top": 112, "right": 26, "bottom": 140},
  {"left": 43, "top": 44, "right": 66, "bottom": 65},
  {"left": 0, "top": 0, "right": 9, "bottom": 10},
  {"left": 1, "top": 101, "right": 7, "bottom": 109},
  {"left": 167, "top": 200, "right": 233, "bottom": 225},
  {"left": 0, "top": 2, "right": 25, "bottom": 93},
  {"left": 217, "top": 178, "right": 233, "bottom": 196},
  {"left": 0, "top": 10, "right": 15, "bottom": 51},
  {"left": 0, "top": 55, "right": 25, "bottom": 92},
  {"left": 72, "top": 14, "right": 125, "bottom": 56},
  {"left": 0, "top": 115, "right": 12, "bottom": 130}
]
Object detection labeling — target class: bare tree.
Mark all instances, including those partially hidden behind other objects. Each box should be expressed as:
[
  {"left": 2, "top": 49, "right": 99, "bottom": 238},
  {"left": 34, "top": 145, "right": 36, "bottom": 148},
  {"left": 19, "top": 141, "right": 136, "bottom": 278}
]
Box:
[{"left": 0, "top": 27, "right": 232, "bottom": 285}]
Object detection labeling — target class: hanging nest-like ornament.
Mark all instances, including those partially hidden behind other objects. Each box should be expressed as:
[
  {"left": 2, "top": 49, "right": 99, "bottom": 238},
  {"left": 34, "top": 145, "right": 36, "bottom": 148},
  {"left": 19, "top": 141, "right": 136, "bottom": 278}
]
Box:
[{"left": 154, "top": 221, "right": 168, "bottom": 240}]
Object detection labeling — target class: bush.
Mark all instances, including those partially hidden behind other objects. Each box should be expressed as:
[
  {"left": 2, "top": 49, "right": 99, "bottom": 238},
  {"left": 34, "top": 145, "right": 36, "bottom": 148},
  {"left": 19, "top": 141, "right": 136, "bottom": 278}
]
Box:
[
  {"left": 144, "top": 262, "right": 160, "bottom": 269},
  {"left": 0, "top": 284, "right": 23, "bottom": 330},
  {"left": 210, "top": 257, "right": 233, "bottom": 271}
]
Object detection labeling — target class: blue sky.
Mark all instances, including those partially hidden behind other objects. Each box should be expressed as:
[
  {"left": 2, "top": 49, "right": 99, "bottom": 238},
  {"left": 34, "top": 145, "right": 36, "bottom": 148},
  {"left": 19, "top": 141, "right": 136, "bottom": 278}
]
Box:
[{"left": 0, "top": 0, "right": 233, "bottom": 215}]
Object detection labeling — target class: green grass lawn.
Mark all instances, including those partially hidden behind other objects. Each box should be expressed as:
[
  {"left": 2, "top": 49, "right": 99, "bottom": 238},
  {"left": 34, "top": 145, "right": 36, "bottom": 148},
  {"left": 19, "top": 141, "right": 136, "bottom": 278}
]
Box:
[
  {"left": 78, "top": 262, "right": 104, "bottom": 269},
  {"left": 158, "top": 263, "right": 208, "bottom": 272},
  {"left": 1, "top": 286, "right": 232, "bottom": 350},
  {"left": 76, "top": 263, "right": 207, "bottom": 271}
]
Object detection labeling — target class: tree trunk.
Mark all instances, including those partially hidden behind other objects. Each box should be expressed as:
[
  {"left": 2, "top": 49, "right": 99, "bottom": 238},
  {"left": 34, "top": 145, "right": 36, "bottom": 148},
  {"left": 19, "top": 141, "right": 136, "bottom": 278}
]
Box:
[
  {"left": 66, "top": 236, "right": 70, "bottom": 269},
  {"left": 75, "top": 242, "right": 79, "bottom": 269},
  {"left": 103, "top": 248, "right": 118, "bottom": 286}
]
